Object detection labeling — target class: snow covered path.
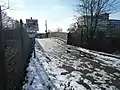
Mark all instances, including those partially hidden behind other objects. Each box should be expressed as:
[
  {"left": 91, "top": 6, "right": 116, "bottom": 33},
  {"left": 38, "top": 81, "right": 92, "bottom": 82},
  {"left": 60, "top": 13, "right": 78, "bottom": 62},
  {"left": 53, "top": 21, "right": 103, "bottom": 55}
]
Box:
[
  {"left": 22, "top": 45, "right": 58, "bottom": 89},
  {"left": 37, "top": 38, "right": 120, "bottom": 90},
  {"left": 23, "top": 38, "right": 120, "bottom": 90}
]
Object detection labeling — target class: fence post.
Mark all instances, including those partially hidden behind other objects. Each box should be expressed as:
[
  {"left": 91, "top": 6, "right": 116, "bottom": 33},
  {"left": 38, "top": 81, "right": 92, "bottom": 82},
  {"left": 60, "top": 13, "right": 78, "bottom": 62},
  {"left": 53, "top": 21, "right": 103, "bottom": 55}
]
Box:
[
  {"left": 20, "top": 19, "right": 24, "bottom": 61},
  {"left": 45, "top": 20, "right": 48, "bottom": 38},
  {"left": 80, "top": 29, "right": 83, "bottom": 46},
  {"left": 67, "top": 33, "right": 69, "bottom": 44},
  {"left": 0, "top": 6, "right": 7, "bottom": 90},
  {"left": 33, "top": 37, "right": 36, "bottom": 58}
]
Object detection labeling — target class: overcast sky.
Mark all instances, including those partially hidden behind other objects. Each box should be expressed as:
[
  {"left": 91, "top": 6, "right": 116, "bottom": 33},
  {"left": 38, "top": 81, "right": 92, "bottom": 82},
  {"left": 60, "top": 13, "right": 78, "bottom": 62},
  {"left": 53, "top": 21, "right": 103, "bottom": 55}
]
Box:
[{"left": 0, "top": 0, "right": 120, "bottom": 33}]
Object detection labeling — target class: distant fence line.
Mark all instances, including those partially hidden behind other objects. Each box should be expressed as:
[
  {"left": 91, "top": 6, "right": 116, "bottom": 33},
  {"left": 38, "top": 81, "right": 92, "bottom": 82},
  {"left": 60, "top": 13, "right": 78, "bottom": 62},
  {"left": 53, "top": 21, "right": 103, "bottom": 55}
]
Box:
[
  {"left": 36, "top": 32, "right": 68, "bottom": 41},
  {"left": 48, "top": 32, "right": 68, "bottom": 41},
  {"left": 0, "top": 19, "right": 34, "bottom": 90},
  {"left": 67, "top": 32, "right": 120, "bottom": 53}
]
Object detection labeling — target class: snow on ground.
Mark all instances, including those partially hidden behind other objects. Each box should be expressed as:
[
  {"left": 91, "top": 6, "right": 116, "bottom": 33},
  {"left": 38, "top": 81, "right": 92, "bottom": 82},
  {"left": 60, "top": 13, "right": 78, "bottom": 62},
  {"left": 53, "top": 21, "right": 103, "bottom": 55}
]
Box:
[
  {"left": 22, "top": 52, "right": 58, "bottom": 90},
  {"left": 35, "top": 39, "right": 85, "bottom": 90},
  {"left": 23, "top": 38, "right": 120, "bottom": 90},
  {"left": 76, "top": 47, "right": 120, "bottom": 70},
  {"left": 36, "top": 38, "right": 120, "bottom": 90}
]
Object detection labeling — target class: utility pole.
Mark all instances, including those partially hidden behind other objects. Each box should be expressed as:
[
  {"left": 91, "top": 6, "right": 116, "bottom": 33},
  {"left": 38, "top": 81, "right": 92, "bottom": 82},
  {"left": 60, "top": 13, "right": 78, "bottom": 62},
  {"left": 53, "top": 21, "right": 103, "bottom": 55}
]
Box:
[
  {"left": 45, "top": 20, "right": 48, "bottom": 38},
  {"left": 31, "top": 17, "right": 36, "bottom": 58},
  {"left": 0, "top": 6, "right": 7, "bottom": 90}
]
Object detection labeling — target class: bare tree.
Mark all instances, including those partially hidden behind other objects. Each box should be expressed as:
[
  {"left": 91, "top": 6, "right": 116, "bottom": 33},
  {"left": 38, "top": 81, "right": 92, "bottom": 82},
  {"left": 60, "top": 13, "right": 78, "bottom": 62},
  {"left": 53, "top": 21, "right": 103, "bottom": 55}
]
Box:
[
  {"left": 67, "top": 23, "right": 76, "bottom": 32},
  {"left": 76, "top": 0, "right": 119, "bottom": 38},
  {"left": 1, "top": 11, "right": 17, "bottom": 30},
  {"left": 0, "top": 0, "right": 16, "bottom": 30},
  {"left": 56, "top": 27, "right": 63, "bottom": 32},
  {"left": 2, "top": 12, "right": 11, "bottom": 28}
]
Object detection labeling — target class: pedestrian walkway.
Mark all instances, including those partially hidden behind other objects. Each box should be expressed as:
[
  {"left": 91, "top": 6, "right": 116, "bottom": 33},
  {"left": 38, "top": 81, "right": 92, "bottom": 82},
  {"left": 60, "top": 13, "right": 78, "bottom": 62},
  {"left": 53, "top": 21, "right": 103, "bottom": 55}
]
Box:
[
  {"left": 23, "top": 38, "right": 120, "bottom": 90},
  {"left": 22, "top": 49, "right": 58, "bottom": 90}
]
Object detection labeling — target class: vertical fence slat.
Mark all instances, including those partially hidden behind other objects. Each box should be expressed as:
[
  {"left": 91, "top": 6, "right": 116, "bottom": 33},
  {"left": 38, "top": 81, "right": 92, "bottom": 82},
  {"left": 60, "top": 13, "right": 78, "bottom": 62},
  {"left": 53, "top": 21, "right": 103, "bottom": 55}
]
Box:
[{"left": 0, "top": 6, "right": 7, "bottom": 90}]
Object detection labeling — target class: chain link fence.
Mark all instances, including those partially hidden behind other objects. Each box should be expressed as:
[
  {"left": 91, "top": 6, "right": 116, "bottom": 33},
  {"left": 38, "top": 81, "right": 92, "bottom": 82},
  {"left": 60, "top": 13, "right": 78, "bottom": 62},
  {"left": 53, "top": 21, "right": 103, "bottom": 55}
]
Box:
[{"left": 0, "top": 19, "right": 34, "bottom": 90}]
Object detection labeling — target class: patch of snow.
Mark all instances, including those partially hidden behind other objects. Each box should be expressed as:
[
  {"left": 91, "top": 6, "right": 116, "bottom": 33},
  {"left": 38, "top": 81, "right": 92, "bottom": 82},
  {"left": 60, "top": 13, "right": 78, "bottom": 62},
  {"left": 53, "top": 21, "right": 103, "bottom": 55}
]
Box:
[
  {"left": 76, "top": 47, "right": 120, "bottom": 70},
  {"left": 26, "top": 38, "right": 120, "bottom": 90}
]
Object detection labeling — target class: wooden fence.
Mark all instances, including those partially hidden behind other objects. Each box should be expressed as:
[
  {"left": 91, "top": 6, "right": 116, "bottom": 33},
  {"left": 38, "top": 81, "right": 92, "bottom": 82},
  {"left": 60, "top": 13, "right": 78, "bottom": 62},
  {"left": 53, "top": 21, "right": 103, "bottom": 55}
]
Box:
[{"left": 67, "top": 32, "right": 120, "bottom": 53}]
